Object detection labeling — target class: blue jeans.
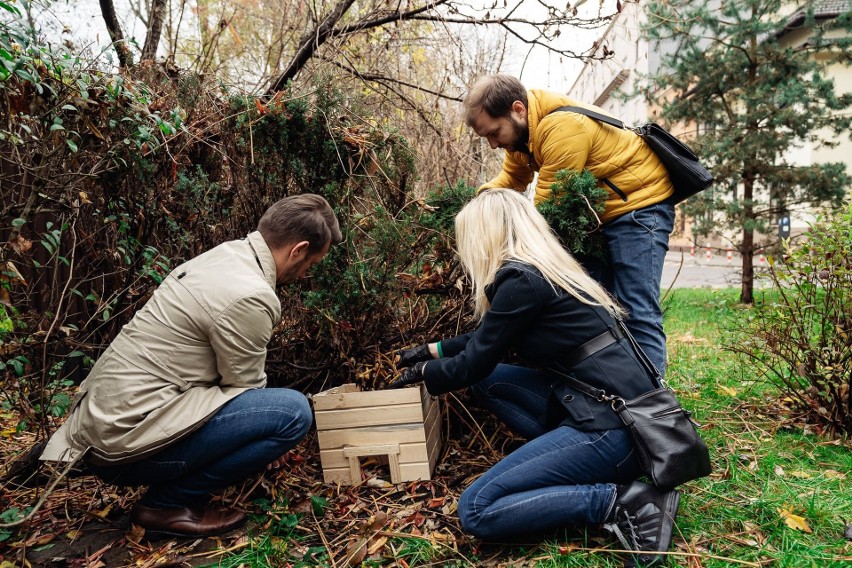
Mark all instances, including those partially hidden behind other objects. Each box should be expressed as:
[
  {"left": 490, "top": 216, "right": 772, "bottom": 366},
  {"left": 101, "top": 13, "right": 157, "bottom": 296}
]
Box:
[
  {"left": 459, "top": 365, "right": 642, "bottom": 540},
  {"left": 87, "top": 388, "right": 312, "bottom": 509},
  {"left": 585, "top": 202, "right": 675, "bottom": 376}
]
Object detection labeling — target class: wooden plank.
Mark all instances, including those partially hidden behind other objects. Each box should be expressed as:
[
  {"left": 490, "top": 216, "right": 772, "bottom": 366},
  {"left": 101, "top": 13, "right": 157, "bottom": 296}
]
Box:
[
  {"left": 317, "top": 423, "right": 426, "bottom": 449},
  {"left": 421, "top": 392, "right": 434, "bottom": 420},
  {"left": 347, "top": 453, "right": 361, "bottom": 483},
  {"left": 425, "top": 405, "right": 440, "bottom": 449},
  {"left": 424, "top": 396, "right": 442, "bottom": 471},
  {"left": 322, "top": 467, "right": 352, "bottom": 484},
  {"left": 312, "top": 386, "right": 424, "bottom": 411},
  {"left": 398, "top": 461, "right": 432, "bottom": 482},
  {"left": 423, "top": 396, "right": 440, "bottom": 441},
  {"left": 426, "top": 421, "right": 441, "bottom": 471},
  {"left": 321, "top": 442, "right": 428, "bottom": 469},
  {"left": 314, "top": 402, "right": 423, "bottom": 430},
  {"left": 323, "top": 459, "right": 432, "bottom": 485},
  {"left": 343, "top": 444, "right": 400, "bottom": 458}
]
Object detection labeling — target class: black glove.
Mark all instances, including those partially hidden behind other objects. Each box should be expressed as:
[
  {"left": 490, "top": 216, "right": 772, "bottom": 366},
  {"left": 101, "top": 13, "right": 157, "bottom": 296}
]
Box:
[
  {"left": 388, "top": 361, "right": 427, "bottom": 389},
  {"left": 395, "top": 344, "right": 432, "bottom": 368}
]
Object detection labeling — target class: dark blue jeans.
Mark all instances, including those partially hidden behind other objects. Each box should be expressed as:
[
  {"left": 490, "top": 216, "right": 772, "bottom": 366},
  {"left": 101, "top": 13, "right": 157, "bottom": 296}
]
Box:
[
  {"left": 459, "top": 365, "right": 642, "bottom": 540},
  {"left": 585, "top": 202, "right": 675, "bottom": 376},
  {"left": 87, "top": 388, "right": 312, "bottom": 509}
]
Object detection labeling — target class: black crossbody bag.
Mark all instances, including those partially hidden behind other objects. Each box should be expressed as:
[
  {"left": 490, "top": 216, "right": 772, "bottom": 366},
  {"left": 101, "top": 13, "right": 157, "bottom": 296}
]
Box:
[
  {"left": 550, "top": 106, "right": 714, "bottom": 204},
  {"left": 550, "top": 319, "right": 712, "bottom": 489}
]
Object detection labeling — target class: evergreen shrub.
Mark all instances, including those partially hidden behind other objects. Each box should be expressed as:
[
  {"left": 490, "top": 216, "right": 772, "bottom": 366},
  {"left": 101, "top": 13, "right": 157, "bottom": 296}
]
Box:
[{"left": 536, "top": 169, "right": 608, "bottom": 261}]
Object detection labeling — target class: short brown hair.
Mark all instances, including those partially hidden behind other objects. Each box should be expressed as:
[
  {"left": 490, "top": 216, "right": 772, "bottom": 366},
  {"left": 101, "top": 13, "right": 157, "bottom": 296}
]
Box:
[
  {"left": 463, "top": 75, "right": 528, "bottom": 126},
  {"left": 257, "top": 194, "right": 342, "bottom": 253}
]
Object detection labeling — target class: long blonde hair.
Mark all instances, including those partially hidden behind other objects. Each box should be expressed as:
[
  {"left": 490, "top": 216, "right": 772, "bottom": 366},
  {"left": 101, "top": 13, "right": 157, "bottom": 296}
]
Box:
[{"left": 455, "top": 188, "right": 625, "bottom": 320}]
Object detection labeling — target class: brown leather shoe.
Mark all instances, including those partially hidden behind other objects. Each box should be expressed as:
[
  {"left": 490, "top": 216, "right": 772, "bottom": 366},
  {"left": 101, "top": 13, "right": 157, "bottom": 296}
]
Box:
[{"left": 130, "top": 503, "right": 247, "bottom": 537}]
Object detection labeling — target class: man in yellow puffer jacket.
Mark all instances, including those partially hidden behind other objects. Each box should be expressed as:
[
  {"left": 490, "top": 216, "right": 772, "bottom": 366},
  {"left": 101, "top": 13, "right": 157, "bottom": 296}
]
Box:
[{"left": 464, "top": 74, "right": 676, "bottom": 376}]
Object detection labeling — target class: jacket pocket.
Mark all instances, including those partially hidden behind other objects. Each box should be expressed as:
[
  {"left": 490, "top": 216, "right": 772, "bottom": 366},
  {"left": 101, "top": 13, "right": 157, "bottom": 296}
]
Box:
[{"left": 554, "top": 383, "right": 595, "bottom": 422}]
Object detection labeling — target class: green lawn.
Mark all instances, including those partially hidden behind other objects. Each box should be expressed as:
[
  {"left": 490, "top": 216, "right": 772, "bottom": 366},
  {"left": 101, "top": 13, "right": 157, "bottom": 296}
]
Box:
[{"left": 653, "top": 288, "right": 852, "bottom": 568}]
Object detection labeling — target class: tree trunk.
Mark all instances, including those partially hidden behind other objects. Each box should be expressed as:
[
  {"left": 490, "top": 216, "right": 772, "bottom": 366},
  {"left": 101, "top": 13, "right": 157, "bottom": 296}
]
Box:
[
  {"left": 140, "top": 0, "right": 168, "bottom": 61},
  {"left": 740, "top": 227, "right": 754, "bottom": 304},
  {"left": 267, "top": 0, "right": 356, "bottom": 94},
  {"left": 740, "top": 168, "right": 756, "bottom": 304},
  {"left": 99, "top": 0, "right": 134, "bottom": 69}
]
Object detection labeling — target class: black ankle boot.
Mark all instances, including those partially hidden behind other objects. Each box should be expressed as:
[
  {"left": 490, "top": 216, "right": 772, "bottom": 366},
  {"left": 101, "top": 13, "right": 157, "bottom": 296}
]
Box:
[{"left": 604, "top": 481, "right": 680, "bottom": 567}]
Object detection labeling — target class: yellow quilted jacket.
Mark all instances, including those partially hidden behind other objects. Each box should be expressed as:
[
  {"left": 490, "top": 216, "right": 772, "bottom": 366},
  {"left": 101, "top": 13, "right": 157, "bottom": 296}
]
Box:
[{"left": 479, "top": 89, "right": 674, "bottom": 222}]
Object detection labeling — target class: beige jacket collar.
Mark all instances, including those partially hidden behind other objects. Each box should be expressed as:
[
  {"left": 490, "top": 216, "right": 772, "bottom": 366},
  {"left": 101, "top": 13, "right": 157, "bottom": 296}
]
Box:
[{"left": 246, "top": 231, "right": 277, "bottom": 289}]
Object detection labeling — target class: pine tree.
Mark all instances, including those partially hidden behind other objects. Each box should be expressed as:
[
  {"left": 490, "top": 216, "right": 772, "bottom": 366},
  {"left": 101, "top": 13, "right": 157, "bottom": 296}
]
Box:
[{"left": 644, "top": 0, "right": 851, "bottom": 303}]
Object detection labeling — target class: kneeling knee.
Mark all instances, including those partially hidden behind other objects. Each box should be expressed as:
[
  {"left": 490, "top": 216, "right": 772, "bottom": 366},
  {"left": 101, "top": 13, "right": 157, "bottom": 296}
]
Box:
[
  {"left": 289, "top": 392, "right": 313, "bottom": 438},
  {"left": 457, "top": 491, "right": 487, "bottom": 539}
]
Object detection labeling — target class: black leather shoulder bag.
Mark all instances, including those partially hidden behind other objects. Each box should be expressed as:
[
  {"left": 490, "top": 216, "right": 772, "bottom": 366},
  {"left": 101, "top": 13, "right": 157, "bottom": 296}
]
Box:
[
  {"left": 550, "top": 319, "right": 712, "bottom": 489},
  {"left": 549, "top": 105, "right": 715, "bottom": 204}
]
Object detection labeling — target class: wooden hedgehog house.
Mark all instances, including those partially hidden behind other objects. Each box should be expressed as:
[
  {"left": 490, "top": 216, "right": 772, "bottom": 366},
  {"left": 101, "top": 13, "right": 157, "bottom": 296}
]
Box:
[{"left": 311, "top": 383, "right": 442, "bottom": 485}]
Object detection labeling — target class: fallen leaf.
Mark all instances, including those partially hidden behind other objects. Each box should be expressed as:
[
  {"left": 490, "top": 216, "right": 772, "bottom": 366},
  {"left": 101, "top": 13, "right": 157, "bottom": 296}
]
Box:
[
  {"left": 778, "top": 506, "right": 813, "bottom": 533},
  {"left": 717, "top": 385, "right": 737, "bottom": 397},
  {"left": 558, "top": 540, "right": 581, "bottom": 554},
  {"left": 365, "top": 477, "right": 392, "bottom": 488},
  {"left": 125, "top": 522, "right": 145, "bottom": 543},
  {"left": 367, "top": 511, "right": 389, "bottom": 533},
  {"left": 344, "top": 538, "right": 367, "bottom": 566},
  {"left": 788, "top": 470, "right": 811, "bottom": 479},
  {"left": 91, "top": 504, "right": 112, "bottom": 518},
  {"left": 427, "top": 497, "right": 445, "bottom": 508},
  {"left": 774, "top": 465, "right": 785, "bottom": 477},
  {"left": 366, "top": 535, "right": 387, "bottom": 555}
]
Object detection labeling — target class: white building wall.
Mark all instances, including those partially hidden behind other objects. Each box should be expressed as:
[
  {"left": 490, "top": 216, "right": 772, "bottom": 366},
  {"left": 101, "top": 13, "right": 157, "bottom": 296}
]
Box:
[{"left": 566, "top": 2, "right": 651, "bottom": 126}]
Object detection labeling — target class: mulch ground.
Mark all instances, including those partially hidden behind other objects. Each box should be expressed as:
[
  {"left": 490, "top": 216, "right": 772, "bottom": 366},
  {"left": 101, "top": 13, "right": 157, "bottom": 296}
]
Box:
[{"left": 0, "top": 393, "right": 572, "bottom": 568}]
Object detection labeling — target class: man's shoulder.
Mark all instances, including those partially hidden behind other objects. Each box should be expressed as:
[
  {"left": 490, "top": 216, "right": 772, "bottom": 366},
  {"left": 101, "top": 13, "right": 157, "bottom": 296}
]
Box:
[{"left": 175, "top": 238, "right": 278, "bottom": 309}]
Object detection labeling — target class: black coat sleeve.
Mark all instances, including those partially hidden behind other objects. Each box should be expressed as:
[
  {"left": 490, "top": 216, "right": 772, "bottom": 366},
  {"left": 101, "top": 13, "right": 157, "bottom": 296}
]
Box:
[
  {"left": 438, "top": 333, "right": 473, "bottom": 357},
  {"left": 422, "top": 267, "right": 545, "bottom": 395}
]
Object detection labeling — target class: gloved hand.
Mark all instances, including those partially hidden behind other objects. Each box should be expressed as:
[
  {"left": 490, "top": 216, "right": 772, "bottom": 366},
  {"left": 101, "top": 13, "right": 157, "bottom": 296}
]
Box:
[
  {"left": 388, "top": 361, "right": 427, "bottom": 389},
  {"left": 394, "top": 344, "right": 433, "bottom": 368}
]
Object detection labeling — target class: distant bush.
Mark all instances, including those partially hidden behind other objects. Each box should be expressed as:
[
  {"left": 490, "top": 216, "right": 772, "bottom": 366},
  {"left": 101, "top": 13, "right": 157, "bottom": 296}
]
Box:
[{"left": 727, "top": 205, "right": 851, "bottom": 435}]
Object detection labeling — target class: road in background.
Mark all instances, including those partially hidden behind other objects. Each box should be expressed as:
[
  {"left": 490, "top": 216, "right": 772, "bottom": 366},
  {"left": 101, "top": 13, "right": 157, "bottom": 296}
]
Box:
[{"left": 661, "top": 250, "right": 772, "bottom": 289}]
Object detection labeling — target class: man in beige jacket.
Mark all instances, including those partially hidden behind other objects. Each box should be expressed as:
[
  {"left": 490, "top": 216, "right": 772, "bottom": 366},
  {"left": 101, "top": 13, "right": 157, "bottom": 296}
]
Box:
[{"left": 41, "top": 194, "right": 342, "bottom": 537}]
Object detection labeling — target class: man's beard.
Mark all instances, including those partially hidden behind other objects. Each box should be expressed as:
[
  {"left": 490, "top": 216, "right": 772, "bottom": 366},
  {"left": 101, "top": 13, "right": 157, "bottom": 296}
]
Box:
[{"left": 509, "top": 116, "right": 530, "bottom": 153}]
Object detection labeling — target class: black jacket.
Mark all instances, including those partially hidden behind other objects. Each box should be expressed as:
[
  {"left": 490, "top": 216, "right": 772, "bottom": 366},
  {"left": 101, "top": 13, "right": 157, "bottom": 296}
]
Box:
[{"left": 422, "top": 261, "right": 658, "bottom": 431}]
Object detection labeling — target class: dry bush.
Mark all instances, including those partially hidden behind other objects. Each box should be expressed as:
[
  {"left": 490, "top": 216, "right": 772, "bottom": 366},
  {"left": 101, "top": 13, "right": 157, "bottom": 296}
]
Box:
[{"left": 0, "top": 21, "right": 473, "bottom": 438}]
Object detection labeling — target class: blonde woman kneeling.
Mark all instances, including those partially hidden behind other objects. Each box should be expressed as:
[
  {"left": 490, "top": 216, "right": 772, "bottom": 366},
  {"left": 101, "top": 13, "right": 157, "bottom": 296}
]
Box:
[{"left": 391, "top": 189, "right": 681, "bottom": 567}]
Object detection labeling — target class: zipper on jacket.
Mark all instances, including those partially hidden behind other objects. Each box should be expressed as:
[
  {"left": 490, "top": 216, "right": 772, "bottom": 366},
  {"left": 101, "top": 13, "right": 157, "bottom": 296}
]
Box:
[{"left": 602, "top": 178, "right": 628, "bottom": 201}]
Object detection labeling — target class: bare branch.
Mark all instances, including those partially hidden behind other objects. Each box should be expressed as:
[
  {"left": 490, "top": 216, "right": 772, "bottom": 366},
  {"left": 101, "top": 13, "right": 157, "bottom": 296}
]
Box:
[
  {"left": 268, "top": 0, "right": 358, "bottom": 94},
  {"left": 335, "top": 0, "right": 452, "bottom": 34},
  {"left": 321, "top": 57, "right": 464, "bottom": 102}
]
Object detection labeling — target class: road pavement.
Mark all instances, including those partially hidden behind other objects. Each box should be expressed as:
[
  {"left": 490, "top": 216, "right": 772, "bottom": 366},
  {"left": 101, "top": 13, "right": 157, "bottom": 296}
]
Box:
[{"left": 661, "top": 250, "right": 770, "bottom": 289}]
